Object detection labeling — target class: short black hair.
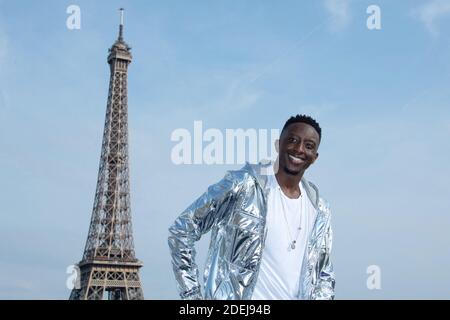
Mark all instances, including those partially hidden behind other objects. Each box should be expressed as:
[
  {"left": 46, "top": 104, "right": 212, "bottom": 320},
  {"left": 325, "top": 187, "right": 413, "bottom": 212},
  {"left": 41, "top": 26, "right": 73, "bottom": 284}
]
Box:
[{"left": 281, "top": 114, "right": 322, "bottom": 141}]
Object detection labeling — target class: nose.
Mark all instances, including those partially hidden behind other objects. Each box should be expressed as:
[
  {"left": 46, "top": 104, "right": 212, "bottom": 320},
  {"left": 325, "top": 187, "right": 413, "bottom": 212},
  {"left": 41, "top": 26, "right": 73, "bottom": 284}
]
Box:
[{"left": 293, "top": 142, "right": 305, "bottom": 155}]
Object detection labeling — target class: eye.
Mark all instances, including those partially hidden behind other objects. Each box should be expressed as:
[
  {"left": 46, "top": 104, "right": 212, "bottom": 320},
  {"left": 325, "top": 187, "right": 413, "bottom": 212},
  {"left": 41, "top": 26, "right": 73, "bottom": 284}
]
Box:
[
  {"left": 288, "top": 137, "right": 298, "bottom": 143},
  {"left": 306, "top": 144, "right": 314, "bottom": 150}
]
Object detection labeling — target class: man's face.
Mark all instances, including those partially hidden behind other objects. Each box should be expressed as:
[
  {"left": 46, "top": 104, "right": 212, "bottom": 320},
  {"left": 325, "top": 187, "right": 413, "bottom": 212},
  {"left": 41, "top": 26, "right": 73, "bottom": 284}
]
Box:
[{"left": 277, "top": 122, "right": 320, "bottom": 175}]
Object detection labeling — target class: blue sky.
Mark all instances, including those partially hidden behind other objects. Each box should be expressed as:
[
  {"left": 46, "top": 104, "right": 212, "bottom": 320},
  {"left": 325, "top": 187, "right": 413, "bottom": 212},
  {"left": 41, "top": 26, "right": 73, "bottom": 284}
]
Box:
[{"left": 1, "top": 0, "right": 450, "bottom": 299}]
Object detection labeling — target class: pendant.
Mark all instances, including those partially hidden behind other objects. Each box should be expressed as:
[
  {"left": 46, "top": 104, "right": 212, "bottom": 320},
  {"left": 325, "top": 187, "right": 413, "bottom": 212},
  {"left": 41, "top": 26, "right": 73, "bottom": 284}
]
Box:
[{"left": 290, "top": 241, "right": 296, "bottom": 250}]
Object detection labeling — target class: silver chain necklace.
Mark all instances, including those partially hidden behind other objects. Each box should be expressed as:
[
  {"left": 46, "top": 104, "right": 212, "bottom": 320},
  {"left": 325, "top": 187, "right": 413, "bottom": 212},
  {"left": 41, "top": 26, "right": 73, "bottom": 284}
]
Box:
[{"left": 279, "top": 188, "right": 302, "bottom": 251}]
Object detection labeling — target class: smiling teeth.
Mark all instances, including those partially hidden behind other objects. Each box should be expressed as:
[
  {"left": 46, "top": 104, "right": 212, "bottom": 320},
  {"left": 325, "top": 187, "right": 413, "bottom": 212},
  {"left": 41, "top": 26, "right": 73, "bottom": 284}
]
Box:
[{"left": 289, "top": 155, "right": 304, "bottom": 163}]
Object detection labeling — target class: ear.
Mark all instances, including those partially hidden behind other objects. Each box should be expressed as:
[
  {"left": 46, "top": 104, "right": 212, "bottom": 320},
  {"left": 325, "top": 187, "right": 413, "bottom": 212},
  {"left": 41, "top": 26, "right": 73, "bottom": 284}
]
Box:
[
  {"left": 312, "top": 152, "right": 319, "bottom": 163},
  {"left": 275, "top": 139, "right": 280, "bottom": 153}
]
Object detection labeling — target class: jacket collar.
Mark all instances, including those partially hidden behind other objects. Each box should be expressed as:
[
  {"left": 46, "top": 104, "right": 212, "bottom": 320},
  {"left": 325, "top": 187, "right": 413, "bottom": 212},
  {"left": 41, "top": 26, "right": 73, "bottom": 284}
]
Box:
[{"left": 245, "top": 161, "right": 319, "bottom": 210}]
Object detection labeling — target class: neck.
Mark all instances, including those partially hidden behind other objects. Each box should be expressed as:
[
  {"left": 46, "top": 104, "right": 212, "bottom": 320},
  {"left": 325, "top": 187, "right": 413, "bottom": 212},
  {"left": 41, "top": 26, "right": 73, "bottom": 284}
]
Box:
[{"left": 274, "top": 161, "right": 304, "bottom": 199}]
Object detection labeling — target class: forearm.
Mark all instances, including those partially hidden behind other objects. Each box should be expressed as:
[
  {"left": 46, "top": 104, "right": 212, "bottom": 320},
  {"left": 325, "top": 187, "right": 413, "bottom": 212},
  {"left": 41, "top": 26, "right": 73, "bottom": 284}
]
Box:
[
  {"left": 168, "top": 207, "right": 203, "bottom": 299},
  {"left": 312, "top": 222, "right": 335, "bottom": 300},
  {"left": 168, "top": 170, "right": 239, "bottom": 299},
  {"left": 311, "top": 255, "right": 335, "bottom": 300}
]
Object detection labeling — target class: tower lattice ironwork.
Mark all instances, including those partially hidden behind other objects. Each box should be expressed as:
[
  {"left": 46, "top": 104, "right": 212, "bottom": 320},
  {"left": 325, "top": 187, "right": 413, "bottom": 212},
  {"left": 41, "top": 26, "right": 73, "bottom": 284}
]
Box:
[{"left": 70, "top": 9, "right": 144, "bottom": 300}]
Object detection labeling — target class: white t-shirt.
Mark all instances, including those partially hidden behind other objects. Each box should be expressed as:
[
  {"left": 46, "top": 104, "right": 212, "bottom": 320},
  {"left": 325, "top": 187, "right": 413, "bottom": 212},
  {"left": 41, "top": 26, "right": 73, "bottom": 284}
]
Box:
[{"left": 252, "top": 174, "right": 317, "bottom": 300}]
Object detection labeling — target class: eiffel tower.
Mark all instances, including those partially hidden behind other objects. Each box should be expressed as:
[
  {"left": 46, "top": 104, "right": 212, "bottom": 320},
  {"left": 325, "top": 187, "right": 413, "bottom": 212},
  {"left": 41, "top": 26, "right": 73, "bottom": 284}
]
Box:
[{"left": 70, "top": 9, "right": 144, "bottom": 300}]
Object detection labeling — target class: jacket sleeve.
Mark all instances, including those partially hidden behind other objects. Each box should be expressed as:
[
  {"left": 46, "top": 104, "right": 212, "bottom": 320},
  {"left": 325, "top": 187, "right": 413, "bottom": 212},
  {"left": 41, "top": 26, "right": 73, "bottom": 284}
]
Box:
[
  {"left": 167, "top": 171, "right": 239, "bottom": 300},
  {"left": 312, "top": 213, "right": 335, "bottom": 300}
]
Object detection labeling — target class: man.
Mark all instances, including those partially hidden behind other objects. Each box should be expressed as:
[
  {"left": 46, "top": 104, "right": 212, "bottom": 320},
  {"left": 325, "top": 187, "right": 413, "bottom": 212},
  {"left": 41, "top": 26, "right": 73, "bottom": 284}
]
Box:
[{"left": 168, "top": 115, "right": 335, "bottom": 300}]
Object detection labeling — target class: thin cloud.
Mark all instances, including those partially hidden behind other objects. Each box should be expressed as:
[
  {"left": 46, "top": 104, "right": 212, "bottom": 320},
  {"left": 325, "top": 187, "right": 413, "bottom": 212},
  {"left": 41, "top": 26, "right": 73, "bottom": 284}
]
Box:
[
  {"left": 0, "top": 23, "right": 8, "bottom": 111},
  {"left": 413, "top": 0, "right": 450, "bottom": 36},
  {"left": 0, "top": 23, "right": 7, "bottom": 64},
  {"left": 323, "top": 0, "right": 352, "bottom": 32},
  {"left": 212, "top": 76, "right": 262, "bottom": 113}
]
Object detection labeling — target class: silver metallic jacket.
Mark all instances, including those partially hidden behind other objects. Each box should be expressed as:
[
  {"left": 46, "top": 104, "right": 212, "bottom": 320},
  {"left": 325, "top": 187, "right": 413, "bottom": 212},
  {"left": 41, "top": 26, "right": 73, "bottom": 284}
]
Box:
[{"left": 168, "top": 162, "right": 335, "bottom": 300}]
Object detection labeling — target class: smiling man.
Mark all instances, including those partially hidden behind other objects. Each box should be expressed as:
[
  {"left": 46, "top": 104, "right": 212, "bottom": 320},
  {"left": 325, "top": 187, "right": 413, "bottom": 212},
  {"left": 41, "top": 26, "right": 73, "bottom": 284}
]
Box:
[{"left": 168, "top": 115, "right": 335, "bottom": 300}]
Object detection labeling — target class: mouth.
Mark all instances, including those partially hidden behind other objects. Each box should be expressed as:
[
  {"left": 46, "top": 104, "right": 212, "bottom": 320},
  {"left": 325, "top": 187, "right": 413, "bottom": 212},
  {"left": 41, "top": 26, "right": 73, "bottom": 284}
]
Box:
[{"left": 288, "top": 154, "right": 305, "bottom": 165}]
